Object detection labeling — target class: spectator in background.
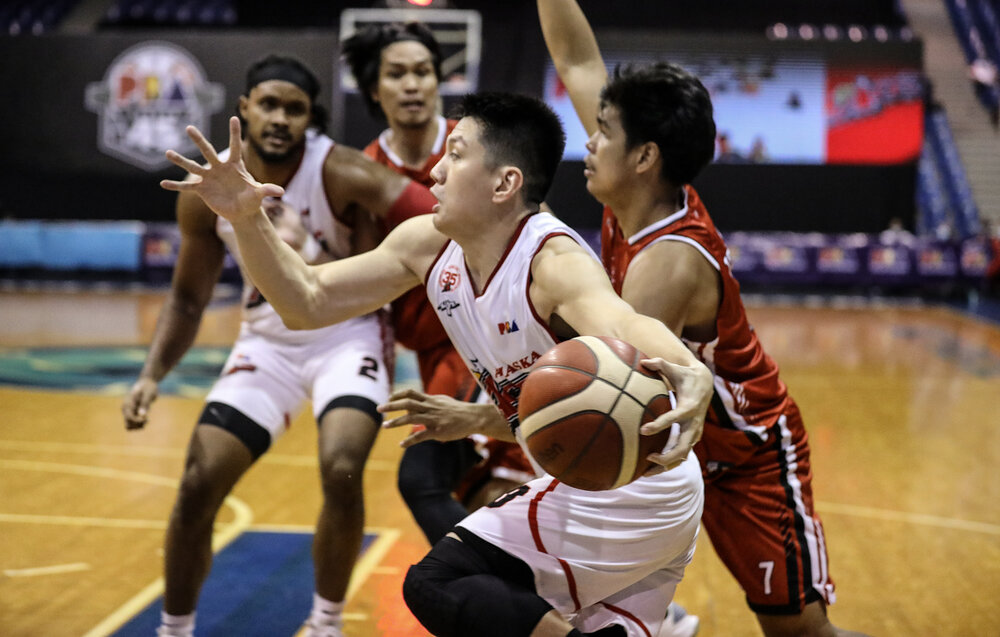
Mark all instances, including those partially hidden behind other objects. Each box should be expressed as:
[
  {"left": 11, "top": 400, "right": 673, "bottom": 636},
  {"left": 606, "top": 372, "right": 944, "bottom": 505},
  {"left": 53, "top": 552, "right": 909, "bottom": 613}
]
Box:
[{"left": 879, "top": 216, "right": 917, "bottom": 247}]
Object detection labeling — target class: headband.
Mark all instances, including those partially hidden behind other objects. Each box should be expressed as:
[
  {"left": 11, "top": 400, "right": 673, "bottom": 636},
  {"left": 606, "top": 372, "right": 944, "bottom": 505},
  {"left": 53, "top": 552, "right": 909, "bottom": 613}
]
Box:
[{"left": 246, "top": 60, "right": 318, "bottom": 101}]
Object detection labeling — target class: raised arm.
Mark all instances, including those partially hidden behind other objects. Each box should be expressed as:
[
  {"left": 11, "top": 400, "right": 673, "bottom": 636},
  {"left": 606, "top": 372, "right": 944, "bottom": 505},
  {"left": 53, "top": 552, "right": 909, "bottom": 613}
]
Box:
[
  {"left": 530, "top": 236, "right": 713, "bottom": 469},
  {"left": 161, "top": 117, "right": 441, "bottom": 331},
  {"left": 537, "top": 0, "right": 608, "bottom": 136}
]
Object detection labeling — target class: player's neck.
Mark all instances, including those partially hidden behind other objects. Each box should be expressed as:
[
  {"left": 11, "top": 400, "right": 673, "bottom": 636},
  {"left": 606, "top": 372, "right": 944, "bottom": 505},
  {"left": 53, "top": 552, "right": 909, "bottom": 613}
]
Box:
[
  {"left": 613, "top": 185, "right": 685, "bottom": 237},
  {"left": 458, "top": 207, "right": 529, "bottom": 295},
  {"left": 387, "top": 117, "right": 440, "bottom": 169}
]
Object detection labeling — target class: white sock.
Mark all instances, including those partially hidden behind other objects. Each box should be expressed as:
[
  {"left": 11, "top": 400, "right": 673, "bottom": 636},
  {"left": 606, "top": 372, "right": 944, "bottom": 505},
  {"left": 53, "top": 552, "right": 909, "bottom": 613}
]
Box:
[
  {"left": 158, "top": 611, "right": 195, "bottom": 636},
  {"left": 309, "top": 593, "right": 344, "bottom": 627}
]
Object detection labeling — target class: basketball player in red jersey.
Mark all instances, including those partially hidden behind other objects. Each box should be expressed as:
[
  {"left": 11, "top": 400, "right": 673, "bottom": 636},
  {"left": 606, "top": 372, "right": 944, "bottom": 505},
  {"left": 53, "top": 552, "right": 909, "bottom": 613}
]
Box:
[
  {"left": 342, "top": 22, "right": 536, "bottom": 543},
  {"left": 160, "top": 91, "right": 714, "bottom": 637},
  {"left": 538, "top": 2, "right": 871, "bottom": 636},
  {"left": 122, "top": 55, "right": 437, "bottom": 637}
]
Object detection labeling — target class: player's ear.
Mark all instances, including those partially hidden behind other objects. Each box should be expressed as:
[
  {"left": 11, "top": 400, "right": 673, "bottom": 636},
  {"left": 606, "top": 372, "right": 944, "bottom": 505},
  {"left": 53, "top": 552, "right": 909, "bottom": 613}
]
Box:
[
  {"left": 633, "top": 141, "right": 661, "bottom": 175},
  {"left": 238, "top": 95, "right": 250, "bottom": 120},
  {"left": 493, "top": 166, "right": 523, "bottom": 203}
]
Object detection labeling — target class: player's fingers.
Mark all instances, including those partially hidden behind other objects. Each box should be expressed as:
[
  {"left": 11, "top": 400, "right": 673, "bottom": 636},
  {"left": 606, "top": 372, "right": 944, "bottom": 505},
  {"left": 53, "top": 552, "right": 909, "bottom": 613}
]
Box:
[
  {"left": 227, "top": 116, "right": 242, "bottom": 161},
  {"left": 160, "top": 179, "right": 195, "bottom": 192},
  {"left": 643, "top": 399, "right": 700, "bottom": 435},
  {"left": 186, "top": 125, "right": 221, "bottom": 165},
  {"left": 641, "top": 409, "right": 680, "bottom": 435},
  {"left": 122, "top": 404, "right": 148, "bottom": 430},
  {"left": 387, "top": 387, "right": 428, "bottom": 402},
  {"left": 642, "top": 463, "right": 667, "bottom": 477},
  {"left": 647, "top": 445, "right": 689, "bottom": 471},
  {"left": 399, "top": 429, "right": 432, "bottom": 448},
  {"left": 164, "top": 149, "right": 206, "bottom": 175},
  {"left": 648, "top": 422, "right": 698, "bottom": 469},
  {"left": 258, "top": 183, "right": 285, "bottom": 199},
  {"left": 381, "top": 414, "right": 415, "bottom": 429},
  {"left": 377, "top": 397, "right": 425, "bottom": 415}
]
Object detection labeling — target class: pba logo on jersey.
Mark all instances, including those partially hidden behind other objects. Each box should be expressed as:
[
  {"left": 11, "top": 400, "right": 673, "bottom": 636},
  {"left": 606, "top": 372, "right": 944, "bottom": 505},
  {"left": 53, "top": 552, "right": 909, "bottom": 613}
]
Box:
[
  {"left": 85, "top": 41, "right": 224, "bottom": 171},
  {"left": 497, "top": 319, "right": 519, "bottom": 335},
  {"left": 439, "top": 265, "right": 462, "bottom": 292}
]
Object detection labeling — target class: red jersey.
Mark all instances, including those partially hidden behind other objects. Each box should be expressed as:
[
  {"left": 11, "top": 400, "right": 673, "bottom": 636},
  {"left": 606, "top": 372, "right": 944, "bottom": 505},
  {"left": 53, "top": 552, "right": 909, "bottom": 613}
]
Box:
[
  {"left": 365, "top": 117, "right": 457, "bottom": 386},
  {"left": 601, "top": 186, "right": 792, "bottom": 471}
]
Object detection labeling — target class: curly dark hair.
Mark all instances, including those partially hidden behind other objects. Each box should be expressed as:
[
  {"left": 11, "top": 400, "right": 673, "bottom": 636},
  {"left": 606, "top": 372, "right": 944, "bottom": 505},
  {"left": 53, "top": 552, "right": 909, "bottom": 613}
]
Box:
[
  {"left": 341, "top": 21, "right": 443, "bottom": 120},
  {"left": 601, "top": 62, "right": 716, "bottom": 186}
]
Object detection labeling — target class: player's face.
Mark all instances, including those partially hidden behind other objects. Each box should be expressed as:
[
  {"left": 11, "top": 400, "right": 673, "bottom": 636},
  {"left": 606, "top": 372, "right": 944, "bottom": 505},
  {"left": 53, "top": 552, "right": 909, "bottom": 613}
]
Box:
[
  {"left": 239, "top": 80, "right": 311, "bottom": 164},
  {"left": 374, "top": 41, "right": 439, "bottom": 130},
  {"left": 428, "top": 118, "right": 496, "bottom": 238},
  {"left": 583, "top": 104, "right": 631, "bottom": 203}
]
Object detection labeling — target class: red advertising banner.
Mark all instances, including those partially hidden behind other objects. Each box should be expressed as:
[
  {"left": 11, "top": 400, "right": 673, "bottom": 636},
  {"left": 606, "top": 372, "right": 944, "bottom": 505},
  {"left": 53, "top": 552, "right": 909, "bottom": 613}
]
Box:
[{"left": 826, "top": 67, "right": 924, "bottom": 164}]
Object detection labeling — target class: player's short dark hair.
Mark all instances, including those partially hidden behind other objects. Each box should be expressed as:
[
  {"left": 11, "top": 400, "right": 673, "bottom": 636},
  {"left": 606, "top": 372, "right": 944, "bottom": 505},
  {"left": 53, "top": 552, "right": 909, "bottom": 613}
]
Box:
[
  {"left": 342, "top": 21, "right": 443, "bottom": 120},
  {"left": 452, "top": 92, "right": 566, "bottom": 206},
  {"left": 601, "top": 62, "right": 716, "bottom": 186},
  {"left": 239, "top": 54, "right": 327, "bottom": 133}
]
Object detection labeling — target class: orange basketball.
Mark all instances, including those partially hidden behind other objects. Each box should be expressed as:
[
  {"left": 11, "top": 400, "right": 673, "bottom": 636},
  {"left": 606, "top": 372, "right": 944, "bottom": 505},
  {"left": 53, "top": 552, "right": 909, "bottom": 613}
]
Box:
[{"left": 517, "top": 335, "right": 675, "bottom": 491}]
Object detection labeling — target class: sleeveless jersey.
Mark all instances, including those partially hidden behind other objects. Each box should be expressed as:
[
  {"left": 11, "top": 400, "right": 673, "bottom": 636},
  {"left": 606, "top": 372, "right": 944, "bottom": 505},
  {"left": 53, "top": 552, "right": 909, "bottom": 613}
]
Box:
[
  {"left": 364, "top": 117, "right": 457, "bottom": 366},
  {"left": 216, "top": 129, "right": 362, "bottom": 344},
  {"left": 425, "top": 212, "right": 596, "bottom": 431},
  {"left": 601, "top": 186, "right": 789, "bottom": 453}
]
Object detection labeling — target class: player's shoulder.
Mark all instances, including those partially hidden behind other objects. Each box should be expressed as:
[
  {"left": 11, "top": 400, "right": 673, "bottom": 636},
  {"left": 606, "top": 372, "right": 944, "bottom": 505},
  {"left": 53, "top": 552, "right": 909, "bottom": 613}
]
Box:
[
  {"left": 322, "top": 141, "right": 404, "bottom": 195},
  {"left": 325, "top": 141, "right": 395, "bottom": 176}
]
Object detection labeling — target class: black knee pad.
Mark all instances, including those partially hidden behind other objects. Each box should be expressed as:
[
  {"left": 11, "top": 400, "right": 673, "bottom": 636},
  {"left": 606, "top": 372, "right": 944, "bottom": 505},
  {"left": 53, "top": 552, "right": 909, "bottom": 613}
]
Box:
[
  {"left": 198, "top": 401, "right": 270, "bottom": 460},
  {"left": 316, "top": 395, "right": 381, "bottom": 426},
  {"left": 403, "top": 531, "right": 553, "bottom": 637}
]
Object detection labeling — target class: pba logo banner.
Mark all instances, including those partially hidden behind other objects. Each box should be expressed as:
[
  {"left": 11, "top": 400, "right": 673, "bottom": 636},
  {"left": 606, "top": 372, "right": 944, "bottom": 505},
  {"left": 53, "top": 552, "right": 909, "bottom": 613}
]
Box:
[{"left": 85, "top": 41, "right": 224, "bottom": 171}]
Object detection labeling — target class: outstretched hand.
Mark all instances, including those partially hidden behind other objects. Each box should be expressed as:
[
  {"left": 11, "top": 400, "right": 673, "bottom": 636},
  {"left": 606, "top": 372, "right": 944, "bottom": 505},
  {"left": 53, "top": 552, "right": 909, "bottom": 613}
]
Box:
[
  {"left": 160, "top": 116, "right": 285, "bottom": 222},
  {"left": 639, "top": 357, "right": 712, "bottom": 472},
  {"left": 378, "top": 388, "right": 512, "bottom": 447}
]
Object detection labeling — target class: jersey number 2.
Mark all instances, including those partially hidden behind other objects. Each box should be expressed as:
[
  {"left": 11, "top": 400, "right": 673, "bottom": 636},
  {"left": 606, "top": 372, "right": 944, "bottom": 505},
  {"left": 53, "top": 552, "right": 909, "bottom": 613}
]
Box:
[{"left": 359, "top": 357, "right": 379, "bottom": 380}]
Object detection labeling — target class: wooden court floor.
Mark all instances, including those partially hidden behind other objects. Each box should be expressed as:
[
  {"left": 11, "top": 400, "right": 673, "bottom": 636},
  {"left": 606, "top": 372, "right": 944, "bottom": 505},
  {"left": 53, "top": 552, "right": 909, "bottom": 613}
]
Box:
[{"left": 1, "top": 287, "right": 998, "bottom": 636}]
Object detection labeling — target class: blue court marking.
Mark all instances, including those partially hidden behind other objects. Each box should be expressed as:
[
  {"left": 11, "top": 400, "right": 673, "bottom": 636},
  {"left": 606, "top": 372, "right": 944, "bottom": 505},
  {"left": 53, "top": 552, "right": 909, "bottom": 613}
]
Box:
[
  {"left": 112, "top": 530, "right": 377, "bottom": 637},
  {"left": 0, "top": 346, "right": 230, "bottom": 394},
  {"left": 0, "top": 345, "right": 420, "bottom": 393}
]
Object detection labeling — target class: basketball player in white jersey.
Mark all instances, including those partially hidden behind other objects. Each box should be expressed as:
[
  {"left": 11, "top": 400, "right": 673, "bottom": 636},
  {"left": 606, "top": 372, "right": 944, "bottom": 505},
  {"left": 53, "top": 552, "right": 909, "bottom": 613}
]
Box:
[
  {"left": 159, "top": 91, "right": 714, "bottom": 637},
  {"left": 122, "top": 54, "right": 437, "bottom": 637}
]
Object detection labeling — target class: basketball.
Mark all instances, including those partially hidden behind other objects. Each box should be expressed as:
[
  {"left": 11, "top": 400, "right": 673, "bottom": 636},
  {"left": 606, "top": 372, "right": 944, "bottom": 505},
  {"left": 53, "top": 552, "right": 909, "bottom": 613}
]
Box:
[{"left": 517, "top": 335, "right": 676, "bottom": 491}]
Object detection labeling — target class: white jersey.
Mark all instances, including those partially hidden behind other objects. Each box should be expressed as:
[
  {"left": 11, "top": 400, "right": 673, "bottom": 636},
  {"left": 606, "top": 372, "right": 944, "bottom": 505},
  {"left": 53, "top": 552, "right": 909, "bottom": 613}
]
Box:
[
  {"left": 425, "top": 212, "right": 594, "bottom": 432},
  {"left": 216, "top": 129, "right": 366, "bottom": 345},
  {"left": 425, "top": 213, "right": 704, "bottom": 636}
]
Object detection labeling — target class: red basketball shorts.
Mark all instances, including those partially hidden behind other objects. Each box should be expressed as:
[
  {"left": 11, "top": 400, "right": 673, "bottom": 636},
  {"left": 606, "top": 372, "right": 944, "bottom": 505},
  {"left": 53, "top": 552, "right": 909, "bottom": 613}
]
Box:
[{"left": 699, "top": 400, "right": 836, "bottom": 615}]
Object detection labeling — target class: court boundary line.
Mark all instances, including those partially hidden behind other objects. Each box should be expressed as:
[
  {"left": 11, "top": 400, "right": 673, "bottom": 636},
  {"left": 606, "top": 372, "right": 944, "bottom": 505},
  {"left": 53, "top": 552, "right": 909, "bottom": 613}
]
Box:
[{"left": 0, "top": 439, "right": 398, "bottom": 471}]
